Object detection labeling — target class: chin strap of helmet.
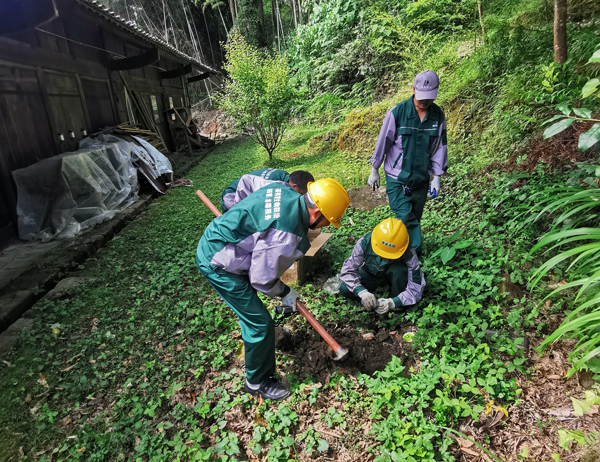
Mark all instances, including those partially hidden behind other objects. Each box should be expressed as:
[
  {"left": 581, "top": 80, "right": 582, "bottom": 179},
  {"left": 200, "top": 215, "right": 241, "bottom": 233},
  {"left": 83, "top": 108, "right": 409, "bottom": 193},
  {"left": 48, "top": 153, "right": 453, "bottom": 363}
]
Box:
[{"left": 309, "top": 213, "right": 325, "bottom": 230}]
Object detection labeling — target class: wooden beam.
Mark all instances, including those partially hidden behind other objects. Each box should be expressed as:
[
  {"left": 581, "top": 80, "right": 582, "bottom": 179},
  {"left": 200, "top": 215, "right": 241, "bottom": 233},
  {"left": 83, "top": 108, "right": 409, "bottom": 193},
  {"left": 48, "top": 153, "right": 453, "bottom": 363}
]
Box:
[
  {"left": 110, "top": 48, "right": 160, "bottom": 71},
  {"left": 187, "top": 72, "right": 210, "bottom": 83},
  {"left": 75, "top": 74, "right": 92, "bottom": 130},
  {"left": 160, "top": 64, "right": 192, "bottom": 80},
  {"left": 0, "top": 40, "right": 109, "bottom": 77}
]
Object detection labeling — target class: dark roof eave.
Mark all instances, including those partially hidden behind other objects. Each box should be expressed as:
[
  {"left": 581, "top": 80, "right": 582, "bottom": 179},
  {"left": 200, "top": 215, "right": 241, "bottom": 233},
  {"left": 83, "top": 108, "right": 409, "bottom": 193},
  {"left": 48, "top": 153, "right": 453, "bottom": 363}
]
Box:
[{"left": 75, "top": 0, "right": 219, "bottom": 75}]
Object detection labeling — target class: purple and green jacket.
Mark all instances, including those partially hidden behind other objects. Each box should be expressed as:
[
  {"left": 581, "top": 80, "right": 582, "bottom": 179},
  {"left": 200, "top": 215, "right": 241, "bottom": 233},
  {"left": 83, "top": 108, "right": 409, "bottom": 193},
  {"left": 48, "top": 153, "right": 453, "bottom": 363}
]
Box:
[
  {"left": 198, "top": 184, "right": 310, "bottom": 297},
  {"left": 340, "top": 232, "right": 426, "bottom": 307},
  {"left": 371, "top": 96, "right": 447, "bottom": 188},
  {"left": 221, "top": 168, "right": 290, "bottom": 212},
  {"left": 222, "top": 174, "right": 291, "bottom": 211}
]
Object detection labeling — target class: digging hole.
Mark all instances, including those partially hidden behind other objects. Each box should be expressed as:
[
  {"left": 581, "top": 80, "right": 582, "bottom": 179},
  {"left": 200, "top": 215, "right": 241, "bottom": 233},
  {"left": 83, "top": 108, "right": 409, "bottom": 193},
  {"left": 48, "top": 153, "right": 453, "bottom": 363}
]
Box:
[{"left": 275, "top": 325, "right": 411, "bottom": 379}]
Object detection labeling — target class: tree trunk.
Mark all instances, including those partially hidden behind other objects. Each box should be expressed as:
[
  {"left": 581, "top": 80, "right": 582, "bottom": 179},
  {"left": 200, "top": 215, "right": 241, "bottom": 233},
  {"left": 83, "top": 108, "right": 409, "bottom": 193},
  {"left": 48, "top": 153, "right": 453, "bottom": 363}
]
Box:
[
  {"left": 201, "top": 8, "right": 217, "bottom": 66},
  {"left": 276, "top": 0, "right": 285, "bottom": 48},
  {"left": 477, "top": 0, "right": 485, "bottom": 44},
  {"left": 291, "top": 0, "right": 297, "bottom": 28},
  {"left": 229, "top": 0, "right": 236, "bottom": 22},
  {"left": 554, "top": 0, "right": 567, "bottom": 63},
  {"left": 218, "top": 6, "right": 229, "bottom": 37},
  {"left": 162, "top": 0, "right": 169, "bottom": 43},
  {"left": 257, "top": 0, "right": 265, "bottom": 34},
  {"left": 297, "top": 0, "right": 303, "bottom": 25},
  {"left": 271, "top": 0, "right": 281, "bottom": 52}
]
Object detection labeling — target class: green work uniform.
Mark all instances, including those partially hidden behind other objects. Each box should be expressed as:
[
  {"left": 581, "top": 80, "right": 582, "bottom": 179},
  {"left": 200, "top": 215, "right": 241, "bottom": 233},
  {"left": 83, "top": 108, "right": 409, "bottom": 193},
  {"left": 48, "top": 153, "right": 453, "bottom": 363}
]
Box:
[
  {"left": 220, "top": 168, "right": 290, "bottom": 212},
  {"left": 339, "top": 232, "right": 425, "bottom": 308},
  {"left": 197, "top": 184, "right": 310, "bottom": 383},
  {"left": 370, "top": 96, "right": 448, "bottom": 251}
]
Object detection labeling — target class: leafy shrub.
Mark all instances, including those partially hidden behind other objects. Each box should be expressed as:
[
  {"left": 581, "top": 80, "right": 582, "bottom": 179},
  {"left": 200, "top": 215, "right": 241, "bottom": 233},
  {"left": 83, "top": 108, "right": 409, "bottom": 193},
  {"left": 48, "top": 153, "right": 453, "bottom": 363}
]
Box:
[{"left": 217, "top": 29, "right": 298, "bottom": 159}]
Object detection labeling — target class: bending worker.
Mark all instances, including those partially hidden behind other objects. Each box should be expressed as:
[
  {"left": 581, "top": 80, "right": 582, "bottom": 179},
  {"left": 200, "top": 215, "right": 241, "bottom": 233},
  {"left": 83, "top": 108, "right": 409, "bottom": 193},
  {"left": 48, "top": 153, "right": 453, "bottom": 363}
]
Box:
[
  {"left": 339, "top": 217, "right": 425, "bottom": 315},
  {"left": 221, "top": 168, "right": 314, "bottom": 212},
  {"left": 367, "top": 70, "right": 448, "bottom": 252},
  {"left": 197, "top": 179, "right": 350, "bottom": 400}
]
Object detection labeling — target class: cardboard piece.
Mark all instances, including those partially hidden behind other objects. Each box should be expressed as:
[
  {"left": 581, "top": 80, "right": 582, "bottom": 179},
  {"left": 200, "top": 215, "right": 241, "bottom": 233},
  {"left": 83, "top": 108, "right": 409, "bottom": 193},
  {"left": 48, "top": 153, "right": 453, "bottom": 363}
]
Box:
[{"left": 281, "top": 230, "right": 333, "bottom": 285}]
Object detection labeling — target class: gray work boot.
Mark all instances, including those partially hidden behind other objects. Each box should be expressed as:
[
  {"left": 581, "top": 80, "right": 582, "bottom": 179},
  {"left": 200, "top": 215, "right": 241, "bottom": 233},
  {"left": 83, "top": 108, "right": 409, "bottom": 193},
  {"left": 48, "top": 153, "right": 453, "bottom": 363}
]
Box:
[{"left": 244, "top": 376, "right": 290, "bottom": 401}]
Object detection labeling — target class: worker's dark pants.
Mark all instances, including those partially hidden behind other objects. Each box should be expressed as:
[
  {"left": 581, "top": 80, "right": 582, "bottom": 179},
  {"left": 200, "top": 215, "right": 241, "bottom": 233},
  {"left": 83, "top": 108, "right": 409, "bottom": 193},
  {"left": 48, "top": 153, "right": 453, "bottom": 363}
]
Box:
[
  {"left": 385, "top": 176, "right": 428, "bottom": 251},
  {"left": 339, "top": 261, "right": 408, "bottom": 302},
  {"left": 196, "top": 256, "right": 275, "bottom": 384}
]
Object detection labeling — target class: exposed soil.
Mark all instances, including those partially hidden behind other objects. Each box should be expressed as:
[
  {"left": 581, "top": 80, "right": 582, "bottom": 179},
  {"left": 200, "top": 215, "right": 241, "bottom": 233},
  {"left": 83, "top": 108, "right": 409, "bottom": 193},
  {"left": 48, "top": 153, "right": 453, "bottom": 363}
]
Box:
[
  {"left": 486, "top": 114, "right": 600, "bottom": 175},
  {"left": 275, "top": 323, "right": 413, "bottom": 380}
]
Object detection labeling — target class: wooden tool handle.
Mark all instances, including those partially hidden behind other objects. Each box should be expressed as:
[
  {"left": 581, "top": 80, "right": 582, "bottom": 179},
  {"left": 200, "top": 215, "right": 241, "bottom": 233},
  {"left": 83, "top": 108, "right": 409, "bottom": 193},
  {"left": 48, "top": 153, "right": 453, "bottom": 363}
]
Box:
[{"left": 195, "top": 188, "right": 348, "bottom": 361}]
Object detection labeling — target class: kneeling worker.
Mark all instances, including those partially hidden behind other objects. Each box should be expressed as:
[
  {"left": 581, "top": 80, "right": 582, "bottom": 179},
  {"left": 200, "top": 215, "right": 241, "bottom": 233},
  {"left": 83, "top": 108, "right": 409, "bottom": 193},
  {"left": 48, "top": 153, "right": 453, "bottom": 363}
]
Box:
[
  {"left": 221, "top": 168, "right": 314, "bottom": 212},
  {"left": 197, "top": 178, "right": 350, "bottom": 400},
  {"left": 339, "top": 217, "right": 425, "bottom": 314}
]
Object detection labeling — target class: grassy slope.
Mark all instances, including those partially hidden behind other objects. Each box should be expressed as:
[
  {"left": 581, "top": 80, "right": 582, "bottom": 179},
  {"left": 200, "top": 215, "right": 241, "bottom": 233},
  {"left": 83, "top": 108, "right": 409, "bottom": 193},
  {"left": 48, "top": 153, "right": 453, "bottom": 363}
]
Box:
[{"left": 0, "top": 120, "right": 588, "bottom": 461}]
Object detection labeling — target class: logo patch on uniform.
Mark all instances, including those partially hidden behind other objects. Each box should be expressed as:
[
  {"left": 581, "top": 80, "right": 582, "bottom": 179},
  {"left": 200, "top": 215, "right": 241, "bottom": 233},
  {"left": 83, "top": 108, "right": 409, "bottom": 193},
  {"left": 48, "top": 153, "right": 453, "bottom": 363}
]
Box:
[{"left": 265, "top": 189, "right": 273, "bottom": 219}]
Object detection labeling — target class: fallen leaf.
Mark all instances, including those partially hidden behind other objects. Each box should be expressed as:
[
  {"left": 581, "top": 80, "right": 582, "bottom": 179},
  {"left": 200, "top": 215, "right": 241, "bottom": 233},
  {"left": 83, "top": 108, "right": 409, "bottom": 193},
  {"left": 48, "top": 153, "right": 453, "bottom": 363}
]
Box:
[
  {"left": 456, "top": 437, "right": 473, "bottom": 448},
  {"left": 548, "top": 375, "right": 561, "bottom": 380},
  {"left": 24, "top": 394, "right": 31, "bottom": 402},
  {"left": 174, "top": 345, "right": 182, "bottom": 352},
  {"left": 495, "top": 406, "right": 509, "bottom": 417},
  {"left": 461, "top": 447, "right": 480, "bottom": 456},
  {"left": 544, "top": 300, "right": 551, "bottom": 309},
  {"left": 63, "top": 418, "right": 71, "bottom": 426},
  {"left": 137, "top": 290, "right": 143, "bottom": 294},
  {"left": 2, "top": 359, "right": 12, "bottom": 367},
  {"left": 363, "top": 333, "right": 374, "bottom": 340},
  {"left": 255, "top": 410, "right": 268, "bottom": 427},
  {"left": 61, "top": 365, "right": 75, "bottom": 372},
  {"left": 104, "top": 283, "right": 109, "bottom": 287},
  {"left": 77, "top": 447, "right": 86, "bottom": 453},
  {"left": 89, "top": 360, "right": 96, "bottom": 364},
  {"left": 38, "top": 373, "right": 48, "bottom": 387},
  {"left": 199, "top": 331, "right": 206, "bottom": 336}
]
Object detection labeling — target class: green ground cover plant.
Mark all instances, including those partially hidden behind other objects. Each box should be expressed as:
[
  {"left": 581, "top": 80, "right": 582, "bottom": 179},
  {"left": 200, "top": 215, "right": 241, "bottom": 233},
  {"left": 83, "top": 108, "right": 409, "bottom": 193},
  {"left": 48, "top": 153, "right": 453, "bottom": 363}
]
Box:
[{"left": 1, "top": 119, "right": 598, "bottom": 460}]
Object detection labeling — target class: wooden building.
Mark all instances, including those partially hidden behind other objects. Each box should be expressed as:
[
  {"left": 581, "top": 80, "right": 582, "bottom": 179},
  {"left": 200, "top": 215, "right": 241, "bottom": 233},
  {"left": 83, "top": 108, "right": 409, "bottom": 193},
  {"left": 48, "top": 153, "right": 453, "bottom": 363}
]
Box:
[{"left": 0, "top": 0, "right": 217, "bottom": 246}]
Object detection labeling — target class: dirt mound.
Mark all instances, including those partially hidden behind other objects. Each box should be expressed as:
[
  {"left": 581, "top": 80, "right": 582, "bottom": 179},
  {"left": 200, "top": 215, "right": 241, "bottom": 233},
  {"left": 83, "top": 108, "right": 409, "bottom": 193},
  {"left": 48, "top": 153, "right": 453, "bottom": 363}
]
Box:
[{"left": 276, "top": 325, "right": 410, "bottom": 380}]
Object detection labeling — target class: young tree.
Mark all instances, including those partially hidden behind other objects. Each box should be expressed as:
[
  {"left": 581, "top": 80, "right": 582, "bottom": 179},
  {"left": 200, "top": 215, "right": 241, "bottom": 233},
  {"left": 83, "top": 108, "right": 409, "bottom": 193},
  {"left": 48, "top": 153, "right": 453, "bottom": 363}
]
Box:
[
  {"left": 554, "top": 0, "right": 567, "bottom": 63},
  {"left": 217, "top": 29, "right": 297, "bottom": 160}
]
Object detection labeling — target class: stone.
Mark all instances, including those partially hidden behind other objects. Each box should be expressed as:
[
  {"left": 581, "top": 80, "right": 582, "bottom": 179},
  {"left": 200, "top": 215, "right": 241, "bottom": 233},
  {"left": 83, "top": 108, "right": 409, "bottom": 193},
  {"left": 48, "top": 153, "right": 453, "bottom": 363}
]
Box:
[
  {"left": 347, "top": 186, "right": 389, "bottom": 211},
  {"left": 0, "top": 318, "right": 34, "bottom": 357},
  {"left": 45, "top": 277, "right": 96, "bottom": 301},
  {"left": 0, "top": 291, "right": 36, "bottom": 333}
]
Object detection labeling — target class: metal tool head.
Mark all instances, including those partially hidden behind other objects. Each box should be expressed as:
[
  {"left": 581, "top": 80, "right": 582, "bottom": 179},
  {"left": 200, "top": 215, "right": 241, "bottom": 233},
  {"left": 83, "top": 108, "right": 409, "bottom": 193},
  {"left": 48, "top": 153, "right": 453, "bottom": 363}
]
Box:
[{"left": 333, "top": 346, "right": 349, "bottom": 361}]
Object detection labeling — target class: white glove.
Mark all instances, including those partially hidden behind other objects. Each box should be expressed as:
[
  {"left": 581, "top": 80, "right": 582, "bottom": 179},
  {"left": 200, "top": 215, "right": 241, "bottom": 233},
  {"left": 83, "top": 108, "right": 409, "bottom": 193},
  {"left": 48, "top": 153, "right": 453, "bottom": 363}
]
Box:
[
  {"left": 367, "top": 168, "right": 380, "bottom": 190},
  {"left": 430, "top": 176, "right": 441, "bottom": 199},
  {"left": 358, "top": 290, "right": 377, "bottom": 310},
  {"left": 376, "top": 298, "right": 395, "bottom": 315},
  {"left": 281, "top": 287, "right": 299, "bottom": 311}
]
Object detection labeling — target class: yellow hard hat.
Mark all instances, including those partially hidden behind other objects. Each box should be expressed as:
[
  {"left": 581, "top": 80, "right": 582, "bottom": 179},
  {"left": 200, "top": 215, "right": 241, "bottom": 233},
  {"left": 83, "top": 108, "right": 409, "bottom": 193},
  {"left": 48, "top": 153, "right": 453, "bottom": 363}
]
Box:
[
  {"left": 371, "top": 218, "right": 409, "bottom": 259},
  {"left": 306, "top": 178, "right": 350, "bottom": 229}
]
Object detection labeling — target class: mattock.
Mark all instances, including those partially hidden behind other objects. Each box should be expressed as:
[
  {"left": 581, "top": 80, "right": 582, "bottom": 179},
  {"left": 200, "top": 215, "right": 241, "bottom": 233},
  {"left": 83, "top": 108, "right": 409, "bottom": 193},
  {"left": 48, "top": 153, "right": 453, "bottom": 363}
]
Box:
[{"left": 196, "top": 188, "right": 349, "bottom": 361}]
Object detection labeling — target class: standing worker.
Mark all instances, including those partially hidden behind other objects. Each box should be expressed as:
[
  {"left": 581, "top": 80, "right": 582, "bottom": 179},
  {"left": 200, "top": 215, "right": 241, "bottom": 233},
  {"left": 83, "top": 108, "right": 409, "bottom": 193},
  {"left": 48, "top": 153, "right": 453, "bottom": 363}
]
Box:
[
  {"left": 221, "top": 168, "right": 314, "bottom": 212},
  {"left": 197, "top": 179, "right": 350, "bottom": 400},
  {"left": 339, "top": 218, "right": 425, "bottom": 314},
  {"left": 367, "top": 70, "right": 448, "bottom": 252}
]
